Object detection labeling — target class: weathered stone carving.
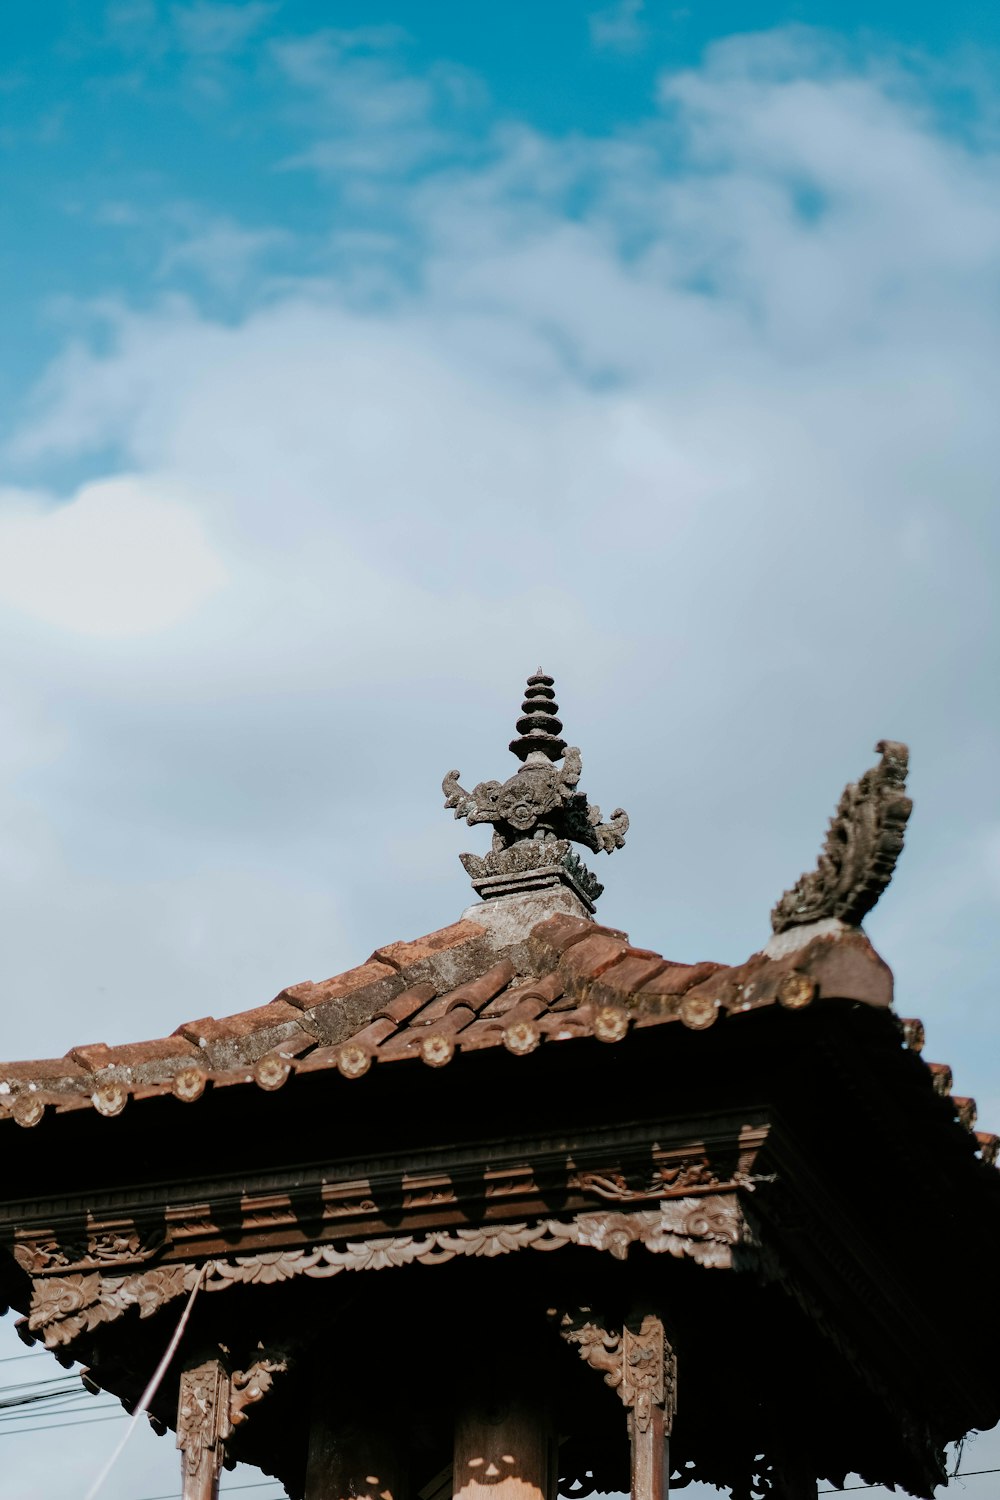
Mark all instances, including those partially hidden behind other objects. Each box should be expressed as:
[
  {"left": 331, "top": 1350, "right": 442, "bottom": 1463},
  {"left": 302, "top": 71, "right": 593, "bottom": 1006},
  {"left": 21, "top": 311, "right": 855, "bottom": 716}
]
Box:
[
  {"left": 771, "top": 741, "right": 912, "bottom": 933},
  {"left": 444, "top": 669, "right": 627, "bottom": 907},
  {"left": 25, "top": 1195, "right": 744, "bottom": 1347}
]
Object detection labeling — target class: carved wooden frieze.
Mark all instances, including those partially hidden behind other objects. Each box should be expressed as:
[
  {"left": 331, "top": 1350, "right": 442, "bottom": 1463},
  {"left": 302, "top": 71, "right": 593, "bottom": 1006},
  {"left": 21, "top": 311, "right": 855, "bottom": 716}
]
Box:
[
  {"left": 13, "top": 1228, "right": 162, "bottom": 1276},
  {"left": 25, "top": 1195, "right": 745, "bottom": 1349},
  {"left": 6, "top": 1125, "right": 765, "bottom": 1278}
]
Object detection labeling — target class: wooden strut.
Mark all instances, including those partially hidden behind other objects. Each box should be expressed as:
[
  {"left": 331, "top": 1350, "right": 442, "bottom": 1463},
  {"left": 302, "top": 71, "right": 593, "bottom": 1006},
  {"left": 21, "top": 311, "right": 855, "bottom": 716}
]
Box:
[
  {"left": 623, "top": 1318, "right": 674, "bottom": 1500},
  {"left": 176, "top": 1350, "right": 288, "bottom": 1500},
  {"left": 177, "top": 1357, "right": 229, "bottom": 1500},
  {"left": 553, "top": 1310, "right": 676, "bottom": 1500}
]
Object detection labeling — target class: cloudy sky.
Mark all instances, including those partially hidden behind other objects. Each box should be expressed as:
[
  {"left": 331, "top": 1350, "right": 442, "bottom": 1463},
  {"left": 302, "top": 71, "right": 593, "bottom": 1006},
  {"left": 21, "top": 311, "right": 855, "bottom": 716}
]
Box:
[{"left": 2, "top": 0, "right": 1000, "bottom": 1494}]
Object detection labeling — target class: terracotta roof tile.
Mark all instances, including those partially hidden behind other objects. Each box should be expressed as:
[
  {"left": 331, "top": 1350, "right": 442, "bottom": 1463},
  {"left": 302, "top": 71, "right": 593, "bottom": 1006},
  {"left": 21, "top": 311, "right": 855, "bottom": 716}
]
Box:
[
  {"left": 374, "top": 983, "right": 438, "bottom": 1024},
  {"left": 480, "top": 972, "right": 563, "bottom": 1018},
  {"left": 558, "top": 931, "right": 631, "bottom": 984},
  {"left": 69, "top": 1037, "right": 203, "bottom": 1091},
  {"left": 374, "top": 919, "right": 481, "bottom": 968},
  {"left": 451, "top": 1017, "right": 508, "bottom": 1052},
  {"left": 176, "top": 1000, "right": 316, "bottom": 1068},
  {"left": 638, "top": 961, "right": 727, "bottom": 999},
  {"left": 70, "top": 1038, "right": 201, "bottom": 1073},
  {"left": 0, "top": 1057, "right": 89, "bottom": 1086},
  {"left": 529, "top": 912, "right": 610, "bottom": 966},
  {"left": 587, "top": 953, "right": 669, "bottom": 1006},
  {"left": 279, "top": 960, "right": 401, "bottom": 1046},
  {"left": 433, "top": 960, "right": 517, "bottom": 1011}
]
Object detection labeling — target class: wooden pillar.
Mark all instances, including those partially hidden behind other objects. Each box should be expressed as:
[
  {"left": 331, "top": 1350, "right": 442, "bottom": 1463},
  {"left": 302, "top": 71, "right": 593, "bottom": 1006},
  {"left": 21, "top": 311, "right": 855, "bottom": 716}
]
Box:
[
  {"left": 622, "top": 1316, "right": 675, "bottom": 1500},
  {"left": 305, "top": 1411, "right": 406, "bottom": 1500},
  {"left": 177, "top": 1357, "right": 230, "bottom": 1500},
  {"left": 629, "top": 1403, "right": 668, "bottom": 1500},
  {"left": 453, "top": 1398, "right": 553, "bottom": 1500}
]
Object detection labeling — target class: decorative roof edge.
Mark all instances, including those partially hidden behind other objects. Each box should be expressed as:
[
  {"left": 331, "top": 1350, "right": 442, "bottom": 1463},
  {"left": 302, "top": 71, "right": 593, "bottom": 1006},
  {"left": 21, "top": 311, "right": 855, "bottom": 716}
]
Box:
[
  {"left": 0, "top": 910, "right": 992, "bottom": 1173},
  {"left": 772, "top": 741, "right": 912, "bottom": 933}
]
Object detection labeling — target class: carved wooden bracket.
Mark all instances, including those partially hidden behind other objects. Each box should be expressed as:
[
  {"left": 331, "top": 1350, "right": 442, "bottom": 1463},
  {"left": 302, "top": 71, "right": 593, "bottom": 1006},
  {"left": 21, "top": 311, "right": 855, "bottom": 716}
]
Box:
[
  {"left": 553, "top": 1309, "right": 677, "bottom": 1436},
  {"left": 554, "top": 1310, "right": 677, "bottom": 1500},
  {"left": 177, "top": 1356, "right": 230, "bottom": 1495},
  {"left": 177, "top": 1350, "right": 288, "bottom": 1499}
]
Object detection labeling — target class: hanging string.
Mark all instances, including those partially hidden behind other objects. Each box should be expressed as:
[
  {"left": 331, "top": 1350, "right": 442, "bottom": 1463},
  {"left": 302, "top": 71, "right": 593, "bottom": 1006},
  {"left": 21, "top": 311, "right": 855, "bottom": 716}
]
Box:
[{"left": 83, "top": 1264, "right": 208, "bottom": 1500}]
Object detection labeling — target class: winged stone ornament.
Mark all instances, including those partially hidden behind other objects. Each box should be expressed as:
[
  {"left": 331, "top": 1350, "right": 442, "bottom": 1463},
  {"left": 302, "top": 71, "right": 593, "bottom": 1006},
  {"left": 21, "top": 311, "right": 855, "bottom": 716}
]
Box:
[
  {"left": 771, "top": 740, "right": 912, "bottom": 933},
  {"left": 443, "top": 670, "right": 628, "bottom": 908}
]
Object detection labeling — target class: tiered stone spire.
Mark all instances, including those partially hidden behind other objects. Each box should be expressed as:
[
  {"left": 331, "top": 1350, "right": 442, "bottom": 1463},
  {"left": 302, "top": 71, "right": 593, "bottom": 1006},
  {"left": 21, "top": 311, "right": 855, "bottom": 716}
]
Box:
[
  {"left": 508, "top": 669, "right": 568, "bottom": 763},
  {"left": 443, "top": 669, "right": 628, "bottom": 909}
]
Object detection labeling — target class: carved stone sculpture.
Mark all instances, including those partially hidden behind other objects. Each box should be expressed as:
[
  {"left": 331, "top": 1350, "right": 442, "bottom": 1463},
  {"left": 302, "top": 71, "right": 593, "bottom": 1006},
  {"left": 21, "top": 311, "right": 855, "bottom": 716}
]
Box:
[
  {"left": 444, "top": 670, "right": 628, "bottom": 906},
  {"left": 771, "top": 741, "right": 912, "bottom": 933}
]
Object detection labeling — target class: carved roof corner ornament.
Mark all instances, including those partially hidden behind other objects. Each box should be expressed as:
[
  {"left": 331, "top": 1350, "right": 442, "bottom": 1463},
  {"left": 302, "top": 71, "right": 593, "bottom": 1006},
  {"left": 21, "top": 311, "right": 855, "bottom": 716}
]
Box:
[
  {"left": 443, "top": 669, "right": 628, "bottom": 910},
  {"left": 771, "top": 740, "right": 912, "bottom": 935}
]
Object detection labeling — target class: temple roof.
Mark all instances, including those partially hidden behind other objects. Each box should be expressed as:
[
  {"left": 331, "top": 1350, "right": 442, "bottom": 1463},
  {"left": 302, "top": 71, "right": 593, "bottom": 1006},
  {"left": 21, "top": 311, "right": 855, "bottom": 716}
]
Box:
[
  {"left": 0, "top": 676, "right": 993, "bottom": 1173},
  {"left": 0, "top": 901, "right": 993, "bottom": 1166}
]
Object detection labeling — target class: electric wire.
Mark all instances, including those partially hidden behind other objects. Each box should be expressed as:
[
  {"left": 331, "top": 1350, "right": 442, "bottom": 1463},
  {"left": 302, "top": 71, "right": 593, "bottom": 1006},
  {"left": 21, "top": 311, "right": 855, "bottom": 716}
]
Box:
[
  {"left": 0, "top": 1411, "right": 128, "bottom": 1438},
  {"left": 83, "top": 1263, "right": 206, "bottom": 1500},
  {"left": 5, "top": 1361, "right": 997, "bottom": 1500},
  {"left": 133, "top": 1479, "right": 290, "bottom": 1499},
  {"left": 0, "top": 1398, "right": 116, "bottom": 1421},
  {"left": 818, "top": 1469, "right": 1000, "bottom": 1493}
]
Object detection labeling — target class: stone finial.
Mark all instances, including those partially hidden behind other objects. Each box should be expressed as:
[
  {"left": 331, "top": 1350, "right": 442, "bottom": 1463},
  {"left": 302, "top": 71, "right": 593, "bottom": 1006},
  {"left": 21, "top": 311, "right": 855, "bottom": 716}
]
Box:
[
  {"left": 443, "top": 670, "right": 628, "bottom": 910},
  {"left": 771, "top": 741, "right": 912, "bottom": 934},
  {"left": 508, "top": 669, "right": 568, "bottom": 762}
]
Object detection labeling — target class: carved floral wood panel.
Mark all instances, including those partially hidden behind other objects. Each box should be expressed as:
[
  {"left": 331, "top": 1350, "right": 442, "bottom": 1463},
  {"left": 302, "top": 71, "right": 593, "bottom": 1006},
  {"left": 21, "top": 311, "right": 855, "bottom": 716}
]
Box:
[{"left": 24, "top": 1196, "right": 744, "bottom": 1348}]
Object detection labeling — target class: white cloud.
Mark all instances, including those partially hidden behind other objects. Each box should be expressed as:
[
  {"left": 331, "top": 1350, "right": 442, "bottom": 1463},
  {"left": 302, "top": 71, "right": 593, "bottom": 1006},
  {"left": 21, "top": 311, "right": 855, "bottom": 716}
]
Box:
[
  {"left": 171, "top": 0, "right": 276, "bottom": 55},
  {"left": 1, "top": 27, "right": 999, "bottom": 1138},
  {"left": 589, "top": 0, "right": 646, "bottom": 53},
  {"left": 0, "top": 476, "right": 227, "bottom": 637},
  {"left": 158, "top": 215, "right": 291, "bottom": 291}
]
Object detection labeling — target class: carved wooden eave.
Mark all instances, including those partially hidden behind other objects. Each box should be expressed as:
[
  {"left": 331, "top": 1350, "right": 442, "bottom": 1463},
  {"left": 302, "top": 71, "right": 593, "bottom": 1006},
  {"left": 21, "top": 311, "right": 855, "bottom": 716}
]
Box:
[{"left": 22, "top": 1194, "right": 747, "bottom": 1349}]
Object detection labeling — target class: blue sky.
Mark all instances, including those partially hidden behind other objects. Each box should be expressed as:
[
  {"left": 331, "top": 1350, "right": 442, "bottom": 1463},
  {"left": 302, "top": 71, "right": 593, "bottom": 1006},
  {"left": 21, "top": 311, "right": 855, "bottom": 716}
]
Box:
[
  {"left": 3, "top": 0, "right": 999, "bottom": 439},
  {"left": 1, "top": 3, "right": 1000, "bottom": 1495}
]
